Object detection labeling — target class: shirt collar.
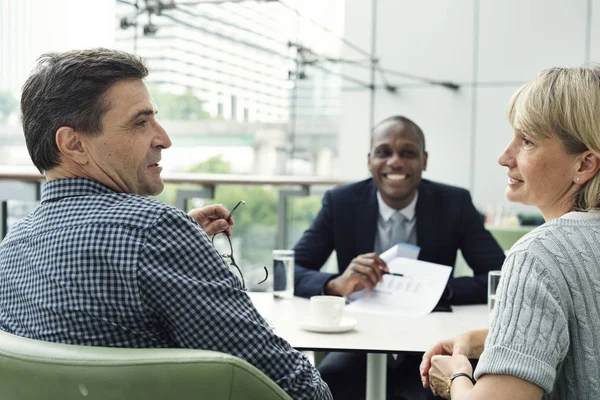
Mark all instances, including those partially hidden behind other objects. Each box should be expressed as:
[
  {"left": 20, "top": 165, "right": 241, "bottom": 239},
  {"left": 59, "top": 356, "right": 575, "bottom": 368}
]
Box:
[
  {"left": 41, "top": 178, "right": 120, "bottom": 203},
  {"left": 376, "top": 191, "right": 418, "bottom": 223}
]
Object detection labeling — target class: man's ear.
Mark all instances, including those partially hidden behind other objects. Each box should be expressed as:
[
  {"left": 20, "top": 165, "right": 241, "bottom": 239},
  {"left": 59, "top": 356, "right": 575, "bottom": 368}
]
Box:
[
  {"left": 55, "top": 126, "right": 88, "bottom": 165},
  {"left": 575, "top": 151, "right": 600, "bottom": 184},
  {"left": 423, "top": 151, "right": 428, "bottom": 171}
]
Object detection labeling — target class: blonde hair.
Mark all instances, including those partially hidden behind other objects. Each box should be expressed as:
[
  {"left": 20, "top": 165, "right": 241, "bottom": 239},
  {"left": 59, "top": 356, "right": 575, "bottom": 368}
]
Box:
[{"left": 507, "top": 66, "right": 600, "bottom": 210}]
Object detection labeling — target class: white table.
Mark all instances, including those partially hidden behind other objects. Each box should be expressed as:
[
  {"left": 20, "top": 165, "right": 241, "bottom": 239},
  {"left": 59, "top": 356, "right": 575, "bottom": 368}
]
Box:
[{"left": 249, "top": 293, "right": 488, "bottom": 400}]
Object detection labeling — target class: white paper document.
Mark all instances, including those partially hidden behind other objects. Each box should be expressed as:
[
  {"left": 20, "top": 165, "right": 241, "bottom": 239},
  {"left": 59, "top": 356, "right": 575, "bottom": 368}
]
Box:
[
  {"left": 380, "top": 243, "right": 421, "bottom": 263},
  {"left": 345, "top": 257, "right": 452, "bottom": 318}
]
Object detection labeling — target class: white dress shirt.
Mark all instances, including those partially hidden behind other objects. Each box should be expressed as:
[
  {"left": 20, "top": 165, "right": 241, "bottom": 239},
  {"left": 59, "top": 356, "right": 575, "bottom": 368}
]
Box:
[{"left": 374, "top": 191, "right": 418, "bottom": 254}]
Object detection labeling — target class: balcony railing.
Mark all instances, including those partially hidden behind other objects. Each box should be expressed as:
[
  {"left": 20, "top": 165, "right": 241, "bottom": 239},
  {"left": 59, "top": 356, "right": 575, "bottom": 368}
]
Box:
[
  {"left": 0, "top": 166, "right": 345, "bottom": 268},
  {"left": 0, "top": 166, "right": 343, "bottom": 187}
]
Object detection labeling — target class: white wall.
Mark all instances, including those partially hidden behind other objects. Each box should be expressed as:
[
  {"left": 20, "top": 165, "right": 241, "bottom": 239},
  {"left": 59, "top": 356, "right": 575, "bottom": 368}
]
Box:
[
  {"left": 1, "top": 0, "right": 116, "bottom": 96},
  {"left": 29, "top": 0, "right": 116, "bottom": 55},
  {"left": 338, "top": 0, "right": 373, "bottom": 181},
  {"left": 340, "top": 0, "right": 596, "bottom": 212}
]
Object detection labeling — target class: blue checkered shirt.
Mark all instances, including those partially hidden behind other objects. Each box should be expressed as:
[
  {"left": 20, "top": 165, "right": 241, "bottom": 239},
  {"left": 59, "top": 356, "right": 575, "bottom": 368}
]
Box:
[{"left": 0, "top": 178, "right": 331, "bottom": 400}]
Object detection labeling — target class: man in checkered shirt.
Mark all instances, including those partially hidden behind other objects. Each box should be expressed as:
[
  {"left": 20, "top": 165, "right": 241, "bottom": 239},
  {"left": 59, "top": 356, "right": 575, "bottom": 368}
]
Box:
[{"left": 0, "top": 48, "right": 331, "bottom": 400}]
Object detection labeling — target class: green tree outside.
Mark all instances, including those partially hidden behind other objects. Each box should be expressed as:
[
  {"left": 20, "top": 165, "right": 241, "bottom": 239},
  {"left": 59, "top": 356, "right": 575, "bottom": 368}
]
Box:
[{"left": 148, "top": 86, "right": 212, "bottom": 121}]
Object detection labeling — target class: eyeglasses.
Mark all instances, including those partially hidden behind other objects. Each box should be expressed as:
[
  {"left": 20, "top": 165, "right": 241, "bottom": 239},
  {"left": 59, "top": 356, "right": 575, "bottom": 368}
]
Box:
[{"left": 211, "top": 200, "right": 268, "bottom": 291}]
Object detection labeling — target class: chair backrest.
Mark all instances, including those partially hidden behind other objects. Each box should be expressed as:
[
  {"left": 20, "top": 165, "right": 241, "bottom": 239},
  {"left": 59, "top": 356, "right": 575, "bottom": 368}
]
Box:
[
  {"left": 488, "top": 226, "right": 534, "bottom": 251},
  {"left": 0, "top": 329, "right": 291, "bottom": 400}
]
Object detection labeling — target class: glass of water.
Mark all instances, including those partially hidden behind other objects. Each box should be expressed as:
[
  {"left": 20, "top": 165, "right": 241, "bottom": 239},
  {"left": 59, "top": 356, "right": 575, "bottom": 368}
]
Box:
[
  {"left": 272, "top": 249, "right": 295, "bottom": 299},
  {"left": 488, "top": 270, "right": 502, "bottom": 317}
]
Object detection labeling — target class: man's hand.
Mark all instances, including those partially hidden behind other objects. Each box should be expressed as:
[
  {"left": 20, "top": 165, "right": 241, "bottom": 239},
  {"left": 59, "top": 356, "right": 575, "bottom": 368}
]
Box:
[
  {"left": 188, "top": 204, "right": 234, "bottom": 236},
  {"left": 324, "top": 253, "right": 388, "bottom": 296},
  {"left": 420, "top": 329, "right": 488, "bottom": 389},
  {"left": 429, "top": 354, "right": 473, "bottom": 398}
]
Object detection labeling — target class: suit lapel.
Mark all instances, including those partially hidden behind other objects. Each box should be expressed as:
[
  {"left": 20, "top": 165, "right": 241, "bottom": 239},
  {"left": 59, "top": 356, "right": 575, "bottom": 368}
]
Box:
[
  {"left": 415, "top": 182, "right": 437, "bottom": 261},
  {"left": 355, "top": 180, "right": 438, "bottom": 259},
  {"left": 355, "top": 180, "right": 379, "bottom": 254}
]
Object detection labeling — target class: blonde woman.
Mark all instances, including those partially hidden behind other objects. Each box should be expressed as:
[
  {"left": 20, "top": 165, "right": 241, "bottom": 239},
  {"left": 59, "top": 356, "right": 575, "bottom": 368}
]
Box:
[{"left": 419, "top": 66, "right": 600, "bottom": 399}]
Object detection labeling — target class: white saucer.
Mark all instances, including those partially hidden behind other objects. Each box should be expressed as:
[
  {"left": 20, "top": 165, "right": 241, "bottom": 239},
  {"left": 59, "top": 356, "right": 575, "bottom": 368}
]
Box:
[{"left": 298, "top": 317, "right": 357, "bottom": 333}]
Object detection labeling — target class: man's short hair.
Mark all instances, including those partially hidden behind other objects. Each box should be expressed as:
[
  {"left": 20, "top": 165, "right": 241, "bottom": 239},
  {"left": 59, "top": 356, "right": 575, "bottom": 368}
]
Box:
[
  {"left": 371, "top": 115, "right": 426, "bottom": 152},
  {"left": 21, "top": 48, "right": 149, "bottom": 172}
]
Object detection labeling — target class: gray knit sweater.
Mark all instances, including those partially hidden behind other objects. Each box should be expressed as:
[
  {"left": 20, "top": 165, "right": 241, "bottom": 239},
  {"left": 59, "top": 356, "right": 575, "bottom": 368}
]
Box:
[{"left": 475, "top": 212, "right": 600, "bottom": 399}]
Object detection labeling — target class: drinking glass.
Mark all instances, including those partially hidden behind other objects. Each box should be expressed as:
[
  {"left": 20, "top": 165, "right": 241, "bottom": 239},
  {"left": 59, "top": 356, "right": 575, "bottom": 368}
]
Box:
[
  {"left": 272, "top": 249, "right": 295, "bottom": 299},
  {"left": 488, "top": 270, "right": 502, "bottom": 316}
]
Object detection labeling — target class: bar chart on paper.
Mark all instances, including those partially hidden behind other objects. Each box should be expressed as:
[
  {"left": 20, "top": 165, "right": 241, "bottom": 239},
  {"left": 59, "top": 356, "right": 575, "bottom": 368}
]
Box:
[
  {"left": 346, "top": 258, "right": 452, "bottom": 317},
  {"left": 377, "top": 275, "right": 423, "bottom": 294}
]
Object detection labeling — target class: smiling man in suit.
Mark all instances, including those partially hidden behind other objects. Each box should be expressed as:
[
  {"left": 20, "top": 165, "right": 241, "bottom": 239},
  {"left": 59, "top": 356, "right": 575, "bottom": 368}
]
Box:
[{"left": 293, "top": 115, "right": 505, "bottom": 399}]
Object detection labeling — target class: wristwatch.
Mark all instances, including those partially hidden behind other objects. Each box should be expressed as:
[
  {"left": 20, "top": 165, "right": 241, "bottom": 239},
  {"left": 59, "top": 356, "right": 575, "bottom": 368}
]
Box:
[{"left": 446, "top": 372, "right": 476, "bottom": 398}]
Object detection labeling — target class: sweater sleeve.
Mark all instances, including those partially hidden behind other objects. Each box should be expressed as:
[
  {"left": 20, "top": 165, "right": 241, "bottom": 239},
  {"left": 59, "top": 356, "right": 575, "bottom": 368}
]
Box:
[{"left": 474, "top": 248, "right": 570, "bottom": 393}]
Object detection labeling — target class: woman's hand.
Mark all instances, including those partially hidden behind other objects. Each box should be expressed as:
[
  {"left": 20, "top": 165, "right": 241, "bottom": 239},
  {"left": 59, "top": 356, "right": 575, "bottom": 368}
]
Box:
[
  {"left": 420, "top": 329, "right": 487, "bottom": 389},
  {"left": 429, "top": 354, "right": 473, "bottom": 398}
]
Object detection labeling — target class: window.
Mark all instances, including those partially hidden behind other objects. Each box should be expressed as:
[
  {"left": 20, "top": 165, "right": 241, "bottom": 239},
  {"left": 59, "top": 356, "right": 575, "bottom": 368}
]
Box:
[{"left": 230, "top": 95, "right": 237, "bottom": 120}]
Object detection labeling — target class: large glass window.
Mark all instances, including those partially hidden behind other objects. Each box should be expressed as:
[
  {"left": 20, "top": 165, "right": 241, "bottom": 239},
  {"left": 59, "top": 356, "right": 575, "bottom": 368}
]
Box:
[
  {"left": 113, "top": 0, "right": 345, "bottom": 264},
  {"left": 114, "top": 0, "right": 344, "bottom": 178},
  {"left": 1, "top": 0, "right": 345, "bottom": 270}
]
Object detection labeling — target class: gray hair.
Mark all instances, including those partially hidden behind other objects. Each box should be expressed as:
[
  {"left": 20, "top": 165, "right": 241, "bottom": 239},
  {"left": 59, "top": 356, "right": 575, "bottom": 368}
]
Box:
[{"left": 21, "top": 48, "right": 149, "bottom": 172}]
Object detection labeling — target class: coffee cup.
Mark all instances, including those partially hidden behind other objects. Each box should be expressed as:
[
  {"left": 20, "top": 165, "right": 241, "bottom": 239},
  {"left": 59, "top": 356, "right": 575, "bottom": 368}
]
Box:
[{"left": 309, "top": 295, "right": 345, "bottom": 326}]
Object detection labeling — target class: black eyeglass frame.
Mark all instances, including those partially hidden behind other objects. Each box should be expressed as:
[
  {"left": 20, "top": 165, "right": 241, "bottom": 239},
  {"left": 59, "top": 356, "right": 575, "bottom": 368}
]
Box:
[{"left": 211, "top": 200, "right": 268, "bottom": 291}]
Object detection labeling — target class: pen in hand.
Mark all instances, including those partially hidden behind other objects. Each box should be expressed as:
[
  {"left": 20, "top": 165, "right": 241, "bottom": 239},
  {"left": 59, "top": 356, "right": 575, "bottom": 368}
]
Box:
[{"left": 383, "top": 271, "right": 405, "bottom": 277}]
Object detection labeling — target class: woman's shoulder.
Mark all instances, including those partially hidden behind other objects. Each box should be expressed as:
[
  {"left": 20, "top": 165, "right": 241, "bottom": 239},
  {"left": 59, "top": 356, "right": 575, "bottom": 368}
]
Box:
[
  {"left": 508, "top": 216, "right": 600, "bottom": 281},
  {"left": 507, "top": 223, "right": 553, "bottom": 254},
  {"left": 511, "top": 216, "right": 600, "bottom": 250}
]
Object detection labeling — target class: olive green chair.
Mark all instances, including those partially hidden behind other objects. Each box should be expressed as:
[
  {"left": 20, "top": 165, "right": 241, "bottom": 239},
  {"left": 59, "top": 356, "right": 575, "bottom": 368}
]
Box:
[
  {"left": 0, "top": 329, "right": 291, "bottom": 400},
  {"left": 488, "top": 226, "right": 534, "bottom": 251}
]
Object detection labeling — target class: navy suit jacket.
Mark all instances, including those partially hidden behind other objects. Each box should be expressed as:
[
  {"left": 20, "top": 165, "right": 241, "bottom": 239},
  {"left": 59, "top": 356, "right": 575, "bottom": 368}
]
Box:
[{"left": 293, "top": 178, "right": 505, "bottom": 305}]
